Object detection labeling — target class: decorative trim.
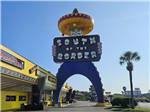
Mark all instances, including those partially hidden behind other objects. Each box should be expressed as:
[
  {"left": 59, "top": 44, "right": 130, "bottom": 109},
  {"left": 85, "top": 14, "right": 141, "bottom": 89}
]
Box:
[{"left": 0, "top": 66, "right": 36, "bottom": 83}]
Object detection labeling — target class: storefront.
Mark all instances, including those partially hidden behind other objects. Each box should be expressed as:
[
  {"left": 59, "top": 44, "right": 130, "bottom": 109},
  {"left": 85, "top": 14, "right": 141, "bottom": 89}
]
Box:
[
  {"left": 0, "top": 45, "right": 56, "bottom": 111},
  {"left": 35, "top": 66, "right": 57, "bottom": 107}
]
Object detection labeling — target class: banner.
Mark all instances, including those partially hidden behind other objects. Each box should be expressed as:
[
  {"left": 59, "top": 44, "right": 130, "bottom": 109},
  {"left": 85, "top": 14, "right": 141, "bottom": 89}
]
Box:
[{"left": 0, "top": 50, "right": 24, "bottom": 69}]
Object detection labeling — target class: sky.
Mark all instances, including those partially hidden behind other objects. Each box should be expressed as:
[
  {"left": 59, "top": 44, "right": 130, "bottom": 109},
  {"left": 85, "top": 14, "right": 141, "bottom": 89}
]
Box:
[{"left": 1, "top": 1, "right": 149, "bottom": 94}]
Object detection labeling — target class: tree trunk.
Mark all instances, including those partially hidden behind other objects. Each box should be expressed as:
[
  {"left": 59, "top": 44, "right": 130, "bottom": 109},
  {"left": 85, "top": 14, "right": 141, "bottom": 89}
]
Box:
[{"left": 129, "top": 70, "right": 134, "bottom": 109}]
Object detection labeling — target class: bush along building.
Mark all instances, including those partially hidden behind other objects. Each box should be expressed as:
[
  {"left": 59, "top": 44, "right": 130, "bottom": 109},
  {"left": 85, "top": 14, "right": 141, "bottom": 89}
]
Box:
[{"left": 0, "top": 45, "right": 56, "bottom": 111}]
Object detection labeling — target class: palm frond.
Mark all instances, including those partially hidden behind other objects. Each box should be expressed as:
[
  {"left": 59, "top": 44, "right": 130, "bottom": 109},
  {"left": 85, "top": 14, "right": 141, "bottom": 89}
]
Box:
[
  {"left": 131, "top": 52, "right": 138, "bottom": 60},
  {"left": 120, "top": 61, "right": 124, "bottom": 65},
  {"left": 124, "top": 51, "right": 132, "bottom": 61},
  {"left": 135, "top": 56, "right": 140, "bottom": 61},
  {"left": 120, "top": 56, "right": 125, "bottom": 61},
  {"left": 119, "top": 51, "right": 140, "bottom": 66},
  {"left": 119, "top": 56, "right": 126, "bottom": 65}
]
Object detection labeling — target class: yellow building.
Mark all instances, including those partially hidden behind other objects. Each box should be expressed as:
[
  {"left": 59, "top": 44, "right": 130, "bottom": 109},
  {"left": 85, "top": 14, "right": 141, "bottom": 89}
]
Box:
[{"left": 0, "top": 44, "right": 56, "bottom": 111}]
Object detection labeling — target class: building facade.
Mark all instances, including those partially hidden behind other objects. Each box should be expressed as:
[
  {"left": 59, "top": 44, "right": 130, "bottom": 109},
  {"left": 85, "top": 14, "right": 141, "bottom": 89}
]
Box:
[
  {"left": 124, "top": 88, "right": 142, "bottom": 97},
  {"left": 0, "top": 45, "right": 56, "bottom": 111}
]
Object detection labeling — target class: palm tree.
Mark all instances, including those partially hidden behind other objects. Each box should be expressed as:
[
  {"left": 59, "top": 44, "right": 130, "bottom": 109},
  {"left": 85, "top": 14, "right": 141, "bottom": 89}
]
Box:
[{"left": 119, "top": 51, "right": 140, "bottom": 108}]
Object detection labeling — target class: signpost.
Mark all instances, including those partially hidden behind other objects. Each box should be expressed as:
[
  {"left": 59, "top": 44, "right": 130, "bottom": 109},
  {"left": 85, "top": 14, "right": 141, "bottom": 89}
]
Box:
[{"left": 53, "top": 35, "right": 102, "bottom": 63}]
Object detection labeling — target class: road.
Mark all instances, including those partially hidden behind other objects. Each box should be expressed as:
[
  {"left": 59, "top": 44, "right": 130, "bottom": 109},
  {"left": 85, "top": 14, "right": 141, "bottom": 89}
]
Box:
[
  {"left": 14, "top": 101, "right": 149, "bottom": 112},
  {"left": 47, "top": 101, "right": 113, "bottom": 112},
  {"left": 138, "top": 102, "right": 150, "bottom": 108}
]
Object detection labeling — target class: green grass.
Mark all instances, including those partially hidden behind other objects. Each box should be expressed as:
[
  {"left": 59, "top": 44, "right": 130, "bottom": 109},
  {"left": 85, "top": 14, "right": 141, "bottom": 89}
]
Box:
[
  {"left": 124, "top": 107, "right": 150, "bottom": 112},
  {"left": 105, "top": 106, "right": 150, "bottom": 112}
]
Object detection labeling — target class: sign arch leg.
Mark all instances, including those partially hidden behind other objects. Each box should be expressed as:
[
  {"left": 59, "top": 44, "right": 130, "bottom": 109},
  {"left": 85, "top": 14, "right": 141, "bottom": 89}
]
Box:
[{"left": 53, "top": 61, "right": 104, "bottom": 104}]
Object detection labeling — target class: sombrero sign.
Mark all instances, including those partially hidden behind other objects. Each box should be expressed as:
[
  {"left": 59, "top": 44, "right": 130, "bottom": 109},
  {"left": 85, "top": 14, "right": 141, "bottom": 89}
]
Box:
[{"left": 52, "top": 35, "right": 102, "bottom": 63}]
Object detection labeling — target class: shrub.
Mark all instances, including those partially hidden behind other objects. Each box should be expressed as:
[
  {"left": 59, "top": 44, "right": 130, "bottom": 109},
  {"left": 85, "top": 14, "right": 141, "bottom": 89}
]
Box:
[
  {"left": 111, "top": 97, "right": 122, "bottom": 106},
  {"left": 111, "top": 97, "right": 137, "bottom": 107}
]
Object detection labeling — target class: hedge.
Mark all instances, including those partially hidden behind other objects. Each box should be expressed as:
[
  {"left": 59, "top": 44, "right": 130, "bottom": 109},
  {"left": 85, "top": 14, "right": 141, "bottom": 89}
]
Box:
[{"left": 111, "top": 97, "right": 137, "bottom": 107}]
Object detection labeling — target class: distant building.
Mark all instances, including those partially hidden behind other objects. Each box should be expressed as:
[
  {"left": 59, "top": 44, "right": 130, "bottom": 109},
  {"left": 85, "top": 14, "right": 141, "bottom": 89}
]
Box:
[
  {"left": 141, "top": 90, "right": 150, "bottom": 98},
  {"left": 124, "top": 88, "right": 142, "bottom": 97}
]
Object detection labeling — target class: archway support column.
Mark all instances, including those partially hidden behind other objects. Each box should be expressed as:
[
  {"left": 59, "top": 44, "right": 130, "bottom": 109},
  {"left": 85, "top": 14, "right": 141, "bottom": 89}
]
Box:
[{"left": 53, "top": 61, "right": 104, "bottom": 105}]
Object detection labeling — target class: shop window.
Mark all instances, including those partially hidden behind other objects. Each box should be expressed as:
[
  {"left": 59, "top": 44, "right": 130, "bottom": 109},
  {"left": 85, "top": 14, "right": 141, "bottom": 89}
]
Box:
[
  {"left": 19, "top": 96, "right": 26, "bottom": 101},
  {"left": 6, "top": 96, "right": 16, "bottom": 101}
]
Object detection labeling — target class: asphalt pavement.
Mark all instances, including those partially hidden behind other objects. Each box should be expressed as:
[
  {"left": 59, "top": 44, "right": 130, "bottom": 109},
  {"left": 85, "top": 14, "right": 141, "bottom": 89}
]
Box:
[
  {"left": 47, "top": 101, "right": 114, "bottom": 112},
  {"left": 25, "top": 101, "right": 150, "bottom": 112},
  {"left": 138, "top": 102, "right": 150, "bottom": 108}
]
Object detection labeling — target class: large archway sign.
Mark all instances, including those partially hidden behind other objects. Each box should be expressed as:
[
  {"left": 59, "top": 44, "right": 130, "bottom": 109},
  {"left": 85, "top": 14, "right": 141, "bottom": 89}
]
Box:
[
  {"left": 53, "top": 61, "right": 104, "bottom": 104},
  {"left": 53, "top": 9, "right": 104, "bottom": 105}
]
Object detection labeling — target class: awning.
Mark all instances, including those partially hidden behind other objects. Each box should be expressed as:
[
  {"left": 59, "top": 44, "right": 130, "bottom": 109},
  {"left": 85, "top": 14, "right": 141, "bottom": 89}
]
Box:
[{"left": 1, "top": 75, "right": 35, "bottom": 92}]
